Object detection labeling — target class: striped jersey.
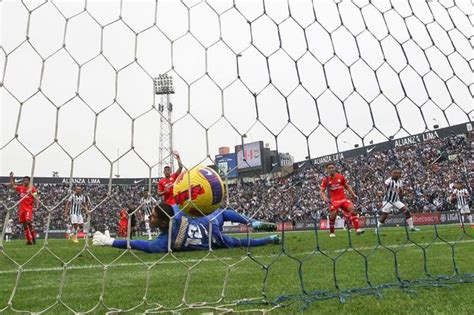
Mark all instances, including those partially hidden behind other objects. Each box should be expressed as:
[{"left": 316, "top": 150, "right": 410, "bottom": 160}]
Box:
[
  {"left": 453, "top": 188, "right": 469, "bottom": 208},
  {"left": 68, "top": 194, "right": 90, "bottom": 216},
  {"left": 384, "top": 177, "right": 402, "bottom": 203},
  {"left": 140, "top": 196, "right": 157, "bottom": 217}
]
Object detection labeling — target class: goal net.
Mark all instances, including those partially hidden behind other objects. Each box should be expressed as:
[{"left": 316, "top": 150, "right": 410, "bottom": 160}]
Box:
[{"left": 0, "top": 0, "right": 472, "bottom": 313}]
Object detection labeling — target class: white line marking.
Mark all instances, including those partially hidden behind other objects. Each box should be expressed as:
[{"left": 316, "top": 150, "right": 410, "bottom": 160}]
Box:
[{"left": 0, "top": 239, "right": 472, "bottom": 274}]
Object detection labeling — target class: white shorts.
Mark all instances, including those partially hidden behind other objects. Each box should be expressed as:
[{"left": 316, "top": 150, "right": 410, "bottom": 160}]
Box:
[
  {"left": 71, "top": 214, "right": 84, "bottom": 225},
  {"left": 381, "top": 201, "right": 406, "bottom": 213},
  {"left": 5, "top": 227, "right": 12, "bottom": 234},
  {"left": 459, "top": 205, "right": 470, "bottom": 214}
]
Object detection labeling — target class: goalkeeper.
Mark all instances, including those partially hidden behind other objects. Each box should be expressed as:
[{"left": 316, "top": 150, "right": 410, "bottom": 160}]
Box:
[{"left": 93, "top": 203, "right": 279, "bottom": 253}]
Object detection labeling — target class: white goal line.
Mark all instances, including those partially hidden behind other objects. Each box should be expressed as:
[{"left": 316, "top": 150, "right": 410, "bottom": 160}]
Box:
[{"left": 0, "top": 239, "right": 472, "bottom": 275}]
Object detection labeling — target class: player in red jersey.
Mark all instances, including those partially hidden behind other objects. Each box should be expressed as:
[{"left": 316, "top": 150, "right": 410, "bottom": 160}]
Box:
[
  {"left": 118, "top": 208, "right": 128, "bottom": 238},
  {"left": 157, "top": 151, "right": 183, "bottom": 205},
  {"left": 9, "top": 172, "right": 39, "bottom": 245},
  {"left": 319, "top": 162, "right": 364, "bottom": 237}
]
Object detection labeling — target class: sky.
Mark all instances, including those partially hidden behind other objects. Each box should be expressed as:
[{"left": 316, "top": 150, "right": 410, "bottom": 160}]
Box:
[{"left": 0, "top": 0, "right": 472, "bottom": 178}]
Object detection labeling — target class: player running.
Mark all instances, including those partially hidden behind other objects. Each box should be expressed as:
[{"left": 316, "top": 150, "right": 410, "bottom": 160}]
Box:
[
  {"left": 319, "top": 162, "right": 364, "bottom": 237},
  {"left": 376, "top": 169, "right": 420, "bottom": 233},
  {"left": 157, "top": 151, "right": 183, "bottom": 205},
  {"left": 8, "top": 172, "right": 39, "bottom": 245},
  {"left": 451, "top": 180, "right": 472, "bottom": 227},
  {"left": 93, "top": 204, "right": 279, "bottom": 253},
  {"left": 64, "top": 186, "right": 90, "bottom": 243},
  {"left": 140, "top": 190, "right": 157, "bottom": 240}
]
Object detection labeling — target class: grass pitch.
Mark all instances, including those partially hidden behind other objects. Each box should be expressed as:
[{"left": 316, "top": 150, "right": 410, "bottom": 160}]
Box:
[{"left": 0, "top": 225, "right": 473, "bottom": 314}]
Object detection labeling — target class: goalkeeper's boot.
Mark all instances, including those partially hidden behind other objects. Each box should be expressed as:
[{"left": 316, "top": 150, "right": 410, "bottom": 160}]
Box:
[
  {"left": 269, "top": 235, "right": 281, "bottom": 245},
  {"left": 329, "top": 233, "right": 336, "bottom": 238},
  {"left": 251, "top": 221, "right": 276, "bottom": 232},
  {"left": 72, "top": 235, "right": 79, "bottom": 243},
  {"left": 356, "top": 228, "right": 365, "bottom": 235},
  {"left": 410, "top": 227, "right": 421, "bottom": 232}
]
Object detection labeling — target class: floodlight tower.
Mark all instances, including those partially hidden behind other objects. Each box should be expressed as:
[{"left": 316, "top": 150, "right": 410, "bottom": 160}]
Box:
[{"left": 154, "top": 74, "right": 175, "bottom": 177}]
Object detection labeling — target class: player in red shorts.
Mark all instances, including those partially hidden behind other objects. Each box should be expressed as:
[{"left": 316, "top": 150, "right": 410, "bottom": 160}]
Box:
[
  {"left": 157, "top": 151, "right": 183, "bottom": 205},
  {"left": 9, "top": 172, "right": 39, "bottom": 245},
  {"left": 118, "top": 208, "right": 128, "bottom": 238},
  {"left": 319, "top": 162, "right": 364, "bottom": 237}
]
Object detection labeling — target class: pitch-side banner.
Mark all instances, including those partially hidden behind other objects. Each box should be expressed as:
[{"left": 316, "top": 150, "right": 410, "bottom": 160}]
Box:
[
  {"left": 222, "top": 212, "right": 462, "bottom": 233},
  {"left": 0, "top": 177, "right": 161, "bottom": 186}
]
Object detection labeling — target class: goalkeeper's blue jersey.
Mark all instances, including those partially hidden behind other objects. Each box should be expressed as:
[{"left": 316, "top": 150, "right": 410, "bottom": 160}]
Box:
[{"left": 148, "top": 206, "right": 227, "bottom": 252}]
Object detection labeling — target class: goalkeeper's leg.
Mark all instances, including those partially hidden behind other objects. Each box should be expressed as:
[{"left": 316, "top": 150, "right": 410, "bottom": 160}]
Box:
[
  {"left": 220, "top": 234, "right": 280, "bottom": 247},
  {"left": 212, "top": 209, "right": 276, "bottom": 231}
]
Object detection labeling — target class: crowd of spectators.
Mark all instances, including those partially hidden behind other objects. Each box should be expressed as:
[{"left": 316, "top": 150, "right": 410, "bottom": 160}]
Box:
[
  {"left": 1, "top": 131, "right": 472, "bottom": 238},
  {"left": 227, "top": 132, "right": 472, "bottom": 222}
]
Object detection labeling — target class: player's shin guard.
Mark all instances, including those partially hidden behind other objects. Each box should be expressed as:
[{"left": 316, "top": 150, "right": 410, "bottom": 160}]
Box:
[
  {"left": 329, "top": 217, "right": 336, "bottom": 234},
  {"left": 469, "top": 214, "right": 473, "bottom": 224},
  {"left": 350, "top": 214, "right": 360, "bottom": 230}
]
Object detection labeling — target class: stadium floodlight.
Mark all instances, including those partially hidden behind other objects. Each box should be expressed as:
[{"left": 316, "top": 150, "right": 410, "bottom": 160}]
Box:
[
  {"left": 154, "top": 74, "right": 175, "bottom": 95},
  {"left": 154, "top": 74, "right": 174, "bottom": 176}
]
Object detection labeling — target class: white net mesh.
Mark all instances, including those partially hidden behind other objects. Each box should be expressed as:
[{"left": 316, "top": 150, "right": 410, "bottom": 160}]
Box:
[{"left": 1, "top": 0, "right": 472, "bottom": 313}]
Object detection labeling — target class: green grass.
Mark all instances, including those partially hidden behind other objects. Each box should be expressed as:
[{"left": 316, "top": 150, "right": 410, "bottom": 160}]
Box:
[{"left": 0, "top": 225, "right": 473, "bottom": 314}]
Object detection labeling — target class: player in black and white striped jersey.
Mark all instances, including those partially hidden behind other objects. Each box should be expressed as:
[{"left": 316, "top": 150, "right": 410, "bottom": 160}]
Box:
[
  {"left": 376, "top": 169, "right": 420, "bottom": 233},
  {"left": 451, "top": 181, "right": 472, "bottom": 227},
  {"left": 64, "top": 186, "right": 91, "bottom": 243},
  {"left": 140, "top": 190, "right": 157, "bottom": 240}
]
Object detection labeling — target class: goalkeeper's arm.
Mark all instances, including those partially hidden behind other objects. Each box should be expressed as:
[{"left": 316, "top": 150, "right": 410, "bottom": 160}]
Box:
[{"left": 93, "top": 231, "right": 168, "bottom": 253}]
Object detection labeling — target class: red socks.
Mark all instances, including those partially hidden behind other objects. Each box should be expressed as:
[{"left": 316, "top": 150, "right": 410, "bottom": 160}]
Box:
[
  {"left": 329, "top": 217, "right": 336, "bottom": 233},
  {"left": 350, "top": 214, "right": 360, "bottom": 230},
  {"left": 24, "top": 226, "right": 32, "bottom": 242}
]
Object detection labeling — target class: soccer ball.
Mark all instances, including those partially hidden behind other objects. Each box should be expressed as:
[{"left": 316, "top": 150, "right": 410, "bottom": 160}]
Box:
[{"left": 173, "top": 165, "right": 226, "bottom": 217}]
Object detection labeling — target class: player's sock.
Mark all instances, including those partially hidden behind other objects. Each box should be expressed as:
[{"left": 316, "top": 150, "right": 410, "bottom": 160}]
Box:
[
  {"left": 468, "top": 215, "right": 473, "bottom": 224},
  {"left": 350, "top": 214, "right": 360, "bottom": 230},
  {"left": 83, "top": 223, "right": 89, "bottom": 238},
  {"left": 329, "top": 217, "right": 335, "bottom": 234},
  {"left": 407, "top": 217, "right": 414, "bottom": 229},
  {"left": 376, "top": 220, "right": 383, "bottom": 233},
  {"left": 23, "top": 226, "right": 32, "bottom": 243},
  {"left": 145, "top": 222, "right": 152, "bottom": 239},
  {"left": 30, "top": 227, "right": 36, "bottom": 241}
]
